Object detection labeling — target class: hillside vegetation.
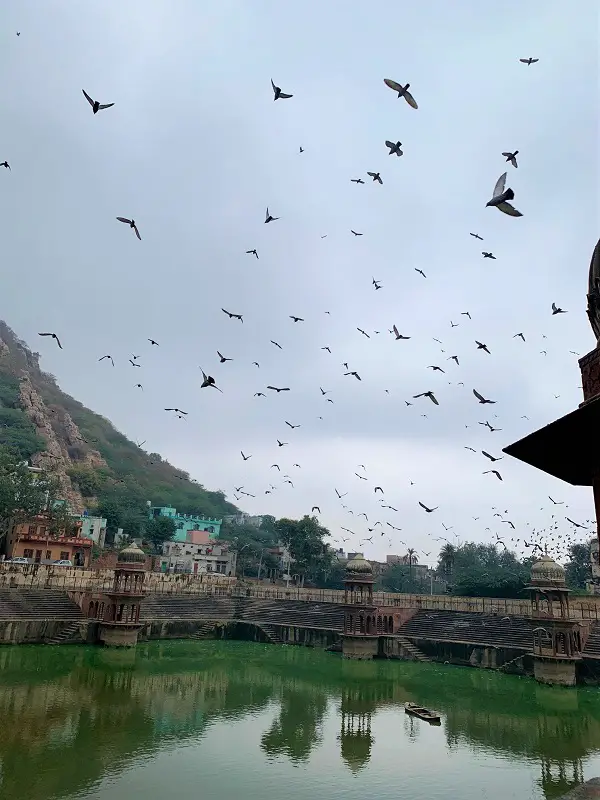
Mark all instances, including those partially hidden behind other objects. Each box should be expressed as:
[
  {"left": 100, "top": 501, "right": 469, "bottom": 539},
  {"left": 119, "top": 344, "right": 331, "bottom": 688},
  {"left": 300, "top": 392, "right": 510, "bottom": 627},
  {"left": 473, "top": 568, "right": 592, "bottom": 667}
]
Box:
[{"left": 0, "top": 321, "right": 238, "bottom": 537}]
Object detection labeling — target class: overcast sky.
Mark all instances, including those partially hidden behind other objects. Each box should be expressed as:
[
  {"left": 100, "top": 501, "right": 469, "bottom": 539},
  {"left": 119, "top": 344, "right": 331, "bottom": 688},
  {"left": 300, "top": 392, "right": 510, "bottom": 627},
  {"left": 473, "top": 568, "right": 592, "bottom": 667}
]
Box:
[{"left": 1, "top": 0, "right": 598, "bottom": 565}]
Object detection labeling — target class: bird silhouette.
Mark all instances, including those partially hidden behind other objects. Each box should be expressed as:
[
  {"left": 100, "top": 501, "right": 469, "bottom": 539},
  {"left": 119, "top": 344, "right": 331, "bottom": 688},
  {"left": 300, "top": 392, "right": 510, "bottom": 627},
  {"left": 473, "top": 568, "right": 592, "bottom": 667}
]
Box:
[
  {"left": 469, "top": 233, "right": 483, "bottom": 240},
  {"left": 482, "top": 252, "right": 496, "bottom": 259},
  {"left": 385, "top": 140, "right": 403, "bottom": 156},
  {"left": 502, "top": 150, "right": 519, "bottom": 168},
  {"left": 200, "top": 368, "right": 222, "bottom": 392},
  {"left": 265, "top": 207, "right": 279, "bottom": 223},
  {"left": 222, "top": 308, "right": 243, "bottom": 322},
  {"left": 419, "top": 502, "right": 438, "bottom": 513},
  {"left": 552, "top": 302, "right": 567, "bottom": 315},
  {"left": 484, "top": 470, "right": 503, "bottom": 481},
  {"left": 271, "top": 79, "right": 293, "bottom": 100},
  {"left": 0, "top": 161, "right": 10, "bottom": 170},
  {"left": 116, "top": 217, "right": 141, "bottom": 239},
  {"left": 475, "top": 340, "right": 490, "bottom": 354},
  {"left": 519, "top": 57, "right": 539, "bottom": 65},
  {"left": 473, "top": 389, "right": 496, "bottom": 404},
  {"left": 413, "top": 391, "right": 439, "bottom": 405},
  {"left": 486, "top": 172, "right": 522, "bottom": 217},
  {"left": 267, "top": 386, "right": 290, "bottom": 393},
  {"left": 246, "top": 249, "right": 259, "bottom": 259},
  {"left": 290, "top": 315, "right": 304, "bottom": 322},
  {"left": 82, "top": 90, "right": 114, "bottom": 114},
  {"left": 392, "top": 325, "right": 410, "bottom": 340},
  {"left": 383, "top": 79, "right": 418, "bottom": 108},
  {"left": 367, "top": 171, "right": 383, "bottom": 184},
  {"left": 414, "top": 268, "right": 427, "bottom": 277},
  {"left": 345, "top": 371, "right": 361, "bottom": 380},
  {"left": 217, "top": 351, "right": 232, "bottom": 363},
  {"left": 240, "top": 451, "right": 251, "bottom": 461},
  {"left": 38, "top": 332, "right": 62, "bottom": 349}
]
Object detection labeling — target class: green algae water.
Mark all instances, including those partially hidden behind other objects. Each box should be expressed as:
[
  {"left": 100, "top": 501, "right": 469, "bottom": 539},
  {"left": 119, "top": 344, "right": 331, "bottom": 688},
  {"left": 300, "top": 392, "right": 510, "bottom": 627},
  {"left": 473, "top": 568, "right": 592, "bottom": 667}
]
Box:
[{"left": 1, "top": 642, "right": 599, "bottom": 800}]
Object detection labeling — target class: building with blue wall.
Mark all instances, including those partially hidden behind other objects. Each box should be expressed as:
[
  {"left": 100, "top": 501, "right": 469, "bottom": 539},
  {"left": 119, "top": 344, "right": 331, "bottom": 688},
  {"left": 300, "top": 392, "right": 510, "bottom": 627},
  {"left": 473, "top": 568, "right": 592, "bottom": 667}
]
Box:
[{"left": 148, "top": 504, "right": 222, "bottom": 542}]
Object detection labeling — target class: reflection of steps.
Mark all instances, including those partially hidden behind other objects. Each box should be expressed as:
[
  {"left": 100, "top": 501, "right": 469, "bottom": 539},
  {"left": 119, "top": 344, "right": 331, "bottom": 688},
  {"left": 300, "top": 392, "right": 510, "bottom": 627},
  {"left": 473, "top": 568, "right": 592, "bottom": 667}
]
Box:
[
  {"left": 257, "top": 623, "right": 286, "bottom": 644},
  {"left": 190, "top": 622, "right": 215, "bottom": 639},
  {"left": 45, "top": 621, "right": 81, "bottom": 645},
  {"left": 397, "top": 636, "right": 431, "bottom": 662}
]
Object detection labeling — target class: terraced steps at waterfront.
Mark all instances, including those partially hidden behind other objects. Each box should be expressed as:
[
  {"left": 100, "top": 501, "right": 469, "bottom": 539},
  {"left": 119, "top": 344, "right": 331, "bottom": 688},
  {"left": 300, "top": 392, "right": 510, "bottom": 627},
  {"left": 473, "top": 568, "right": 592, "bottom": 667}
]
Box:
[
  {"left": 0, "top": 589, "right": 84, "bottom": 621},
  {"left": 399, "top": 610, "right": 538, "bottom": 650}
]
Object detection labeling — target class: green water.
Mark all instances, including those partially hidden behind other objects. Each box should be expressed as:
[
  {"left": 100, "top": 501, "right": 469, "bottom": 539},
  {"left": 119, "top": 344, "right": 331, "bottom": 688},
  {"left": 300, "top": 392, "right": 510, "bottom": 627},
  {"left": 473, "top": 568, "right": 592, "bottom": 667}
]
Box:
[{"left": 0, "top": 643, "right": 599, "bottom": 800}]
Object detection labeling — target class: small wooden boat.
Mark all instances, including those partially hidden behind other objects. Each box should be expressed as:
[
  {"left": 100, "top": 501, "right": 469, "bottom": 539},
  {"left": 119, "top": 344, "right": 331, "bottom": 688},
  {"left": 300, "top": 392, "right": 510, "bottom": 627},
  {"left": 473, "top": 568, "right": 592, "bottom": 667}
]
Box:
[{"left": 404, "top": 702, "right": 441, "bottom": 724}]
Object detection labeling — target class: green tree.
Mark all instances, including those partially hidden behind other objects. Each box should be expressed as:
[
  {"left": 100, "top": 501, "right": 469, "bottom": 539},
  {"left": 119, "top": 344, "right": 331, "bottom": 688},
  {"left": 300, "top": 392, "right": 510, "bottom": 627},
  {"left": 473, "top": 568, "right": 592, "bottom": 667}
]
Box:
[
  {"left": 275, "top": 515, "right": 331, "bottom": 585},
  {"left": 438, "top": 543, "right": 456, "bottom": 579},
  {"left": 444, "top": 542, "right": 530, "bottom": 598},
  {"left": 144, "top": 516, "right": 177, "bottom": 553},
  {"left": 565, "top": 543, "right": 591, "bottom": 590},
  {"left": 379, "top": 563, "right": 428, "bottom": 594},
  {"left": 0, "top": 448, "right": 58, "bottom": 544}
]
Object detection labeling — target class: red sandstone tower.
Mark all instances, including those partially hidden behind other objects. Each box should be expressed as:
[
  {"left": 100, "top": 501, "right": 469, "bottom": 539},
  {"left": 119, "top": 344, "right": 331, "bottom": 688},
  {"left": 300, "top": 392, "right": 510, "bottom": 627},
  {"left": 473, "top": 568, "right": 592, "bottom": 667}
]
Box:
[
  {"left": 341, "top": 554, "right": 379, "bottom": 660},
  {"left": 97, "top": 543, "right": 147, "bottom": 647}
]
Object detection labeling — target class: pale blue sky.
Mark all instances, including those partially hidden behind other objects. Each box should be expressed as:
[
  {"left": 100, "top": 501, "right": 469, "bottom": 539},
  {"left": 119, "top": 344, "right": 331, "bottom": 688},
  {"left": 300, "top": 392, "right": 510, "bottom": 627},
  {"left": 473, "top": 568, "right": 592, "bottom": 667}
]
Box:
[{"left": 0, "top": 0, "right": 598, "bottom": 563}]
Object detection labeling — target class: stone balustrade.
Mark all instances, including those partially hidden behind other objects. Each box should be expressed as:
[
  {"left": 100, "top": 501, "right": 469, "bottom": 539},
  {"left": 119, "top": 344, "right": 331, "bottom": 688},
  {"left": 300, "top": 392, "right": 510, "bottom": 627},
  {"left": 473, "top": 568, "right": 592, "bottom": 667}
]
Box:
[{"left": 2, "top": 564, "right": 600, "bottom": 619}]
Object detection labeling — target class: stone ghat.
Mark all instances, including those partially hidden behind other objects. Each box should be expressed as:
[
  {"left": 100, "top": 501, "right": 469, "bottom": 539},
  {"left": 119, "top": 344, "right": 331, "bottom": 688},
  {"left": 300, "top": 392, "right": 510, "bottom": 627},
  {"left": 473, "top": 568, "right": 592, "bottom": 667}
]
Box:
[{"left": 3, "top": 564, "right": 600, "bottom": 620}]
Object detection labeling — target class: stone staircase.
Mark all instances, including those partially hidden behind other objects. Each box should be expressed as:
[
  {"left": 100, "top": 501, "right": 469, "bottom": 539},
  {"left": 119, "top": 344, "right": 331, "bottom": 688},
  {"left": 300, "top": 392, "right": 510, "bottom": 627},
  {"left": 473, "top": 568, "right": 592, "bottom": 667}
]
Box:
[
  {"left": 189, "top": 622, "right": 216, "bottom": 639},
  {"left": 0, "top": 589, "right": 84, "bottom": 620},
  {"left": 143, "top": 594, "right": 236, "bottom": 621},
  {"left": 583, "top": 623, "right": 600, "bottom": 659},
  {"left": 257, "top": 623, "right": 286, "bottom": 644},
  {"left": 399, "top": 610, "right": 537, "bottom": 650},
  {"left": 396, "top": 635, "right": 431, "bottom": 662},
  {"left": 45, "top": 621, "right": 82, "bottom": 645}
]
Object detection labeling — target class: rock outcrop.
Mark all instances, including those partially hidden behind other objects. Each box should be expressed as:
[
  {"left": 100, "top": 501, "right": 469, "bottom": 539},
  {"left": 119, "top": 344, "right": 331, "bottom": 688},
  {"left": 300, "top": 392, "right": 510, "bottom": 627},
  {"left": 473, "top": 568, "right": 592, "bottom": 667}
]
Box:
[{"left": 18, "top": 374, "right": 88, "bottom": 513}]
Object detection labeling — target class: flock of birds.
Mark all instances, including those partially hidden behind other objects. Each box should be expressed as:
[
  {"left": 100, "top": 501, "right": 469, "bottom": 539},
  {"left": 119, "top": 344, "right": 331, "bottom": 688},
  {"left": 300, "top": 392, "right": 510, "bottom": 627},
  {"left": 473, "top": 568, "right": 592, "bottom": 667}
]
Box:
[{"left": 11, "top": 41, "right": 594, "bottom": 570}]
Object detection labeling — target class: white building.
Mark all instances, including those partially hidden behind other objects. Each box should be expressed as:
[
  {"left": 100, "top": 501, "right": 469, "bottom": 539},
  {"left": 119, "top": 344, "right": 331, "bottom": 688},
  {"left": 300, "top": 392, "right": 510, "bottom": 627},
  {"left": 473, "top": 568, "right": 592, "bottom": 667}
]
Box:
[
  {"left": 76, "top": 514, "right": 107, "bottom": 548},
  {"left": 160, "top": 540, "right": 237, "bottom": 576},
  {"left": 224, "top": 513, "right": 264, "bottom": 528}
]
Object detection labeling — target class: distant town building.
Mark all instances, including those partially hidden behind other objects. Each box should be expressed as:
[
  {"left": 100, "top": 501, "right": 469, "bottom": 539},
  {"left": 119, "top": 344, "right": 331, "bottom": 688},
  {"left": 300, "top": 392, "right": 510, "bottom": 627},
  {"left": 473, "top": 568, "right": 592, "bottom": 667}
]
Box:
[
  {"left": 224, "top": 513, "right": 264, "bottom": 528},
  {"left": 4, "top": 513, "right": 92, "bottom": 566},
  {"left": 147, "top": 504, "right": 222, "bottom": 542},
  {"left": 160, "top": 537, "right": 237, "bottom": 576},
  {"left": 75, "top": 513, "right": 107, "bottom": 548}
]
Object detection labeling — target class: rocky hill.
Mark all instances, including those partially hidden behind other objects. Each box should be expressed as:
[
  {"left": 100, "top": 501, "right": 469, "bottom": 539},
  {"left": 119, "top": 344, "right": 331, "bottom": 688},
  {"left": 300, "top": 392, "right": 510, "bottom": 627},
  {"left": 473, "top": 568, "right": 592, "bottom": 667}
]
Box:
[{"left": 0, "top": 321, "right": 238, "bottom": 530}]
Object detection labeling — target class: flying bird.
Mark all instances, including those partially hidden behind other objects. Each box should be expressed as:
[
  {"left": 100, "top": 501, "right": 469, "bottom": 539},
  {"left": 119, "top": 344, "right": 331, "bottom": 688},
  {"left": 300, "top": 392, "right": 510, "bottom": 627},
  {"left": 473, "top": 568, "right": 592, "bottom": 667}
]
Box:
[
  {"left": 513, "top": 332, "right": 526, "bottom": 341},
  {"left": 486, "top": 172, "right": 522, "bottom": 217},
  {"left": 419, "top": 502, "right": 438, "bottom": 513},
  {"left": 414, "top": 268, "right": 426, "bottom": 278},
  {"left": 502, "top": 150, "right": 519, "bottom": 168},
  {"left": 374, "top": 487, "right": 383, "bottom": 494},
  {"left": 469, "top": 233, "right": 483, "bottom": 240},
  {"left": 548, "top": 496, "right": 564, "bottom": 505},
  {"left": 473, "top": 389, "right": 496, "bottom": 404},
  {"left": 290, "top": 315, "right": 304, "bottom": 323},
  {"left": 38, "top": 332, "right": 62, "bottom": 349},
  {"left": 552, "top": 302, "right": 567, "bottom": 315},
  {"left": 482, "top": 451, "right": 503, "bottom": 462},
  {"left": 271, "top": 340, "right": 283, "bottom": 349},
  {"left": 385, "top": 140, "right": 403, "bottom": 156},
  {"left": 351, "top": 230, "right": 363, "bottom": 236},
  {"left": 116, "top": 217, "right": 141, "bottom": 239},
  {"left": 267, "top": 386, "right": 290, "bottom": 392},
  {"left": 372, "top": 278, "right": 382, "bottom": 290},
  {"left": 345, "top": 371, "right": 361, "bottom": 380},
  {"left": 482, "top": 252, "right": 496, "bottom": 259},
  {"left": 351, "top": 178, "right": 365, "bottom": 185},
  {"left": 98, "top": 355, "right": 114, "bottom": 366},
  {"left": 241, "top": 451, "right": 251, "bottom": 461},
  {"left": 427, "top": 365, "right": 445, "bottom": 373},
  {"left": 217, "top": 351, "right": 232, "bottom": 363},
  {"left": 475, "top": 341, "right": 490, "bottom": 354},
  {"left": 246, "top": 249, "right": 259, "bottom": 259},
  {"left": 148, "top": 339, "right": 159, "bottom": 346},
  {"left": 357, "top": 327, "right": 370, "bottom": 338},
  {"left": 285, "top": 421, "right": 300, "bottom": 429},
  {"left": 392, "top": 325, "right": 410, "bottom": 340},
  {"left": 312, "top": 506, "right": 321, "bottom": 514},
  {"left": 484, "top": 470, "right": 503, "bottom": 481},
  {"left": 367, "top": 171, "right": 383, "bottom": 184},
  {"left": 271, "top": 79, "right": 293, "bottom": 100},
  {"left": 448, "top": 355, "right": 459, "bottom": 365},
  {"left": 200, "top": 368, "right": 222, "bottom": 392},
  {"left": 519, "top": 57, "right": 539, "bottom": 65},
  {"left": 383, "top": 79, "right": 418, "bottom": 108},
  {"left": 128, "top": 358, "right": 140, "bottom": 367},
  {"left": 277, "top": 440, "right": 288, "bottom": 447},
  {"left": 164, "top": 408, "right": 187, "bottom": 415},
  {"left": 265, "top": 207, "right": 279, "bottom": 223},
  {"left": 0, "top": 161, "right": 10, "bottom": 170},
  {"left": 222, "top": 308, "right": 243, "bottom": 322},
  {"left": 413, "top": 391, "right": 439, "bottom": 405},
  {"left": 82, "top": 89, "right": 114, "bottom": 114}
]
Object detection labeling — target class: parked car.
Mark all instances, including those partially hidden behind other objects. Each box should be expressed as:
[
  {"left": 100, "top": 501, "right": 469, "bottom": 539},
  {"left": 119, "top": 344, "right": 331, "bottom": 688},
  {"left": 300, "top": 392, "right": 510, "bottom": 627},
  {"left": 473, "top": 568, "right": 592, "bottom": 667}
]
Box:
[
  {"left": 9, "top": 557, "right": 30, "bottom": 564},
  {"left": 52, "top": 560, "right": 73, "bottom": 567}
]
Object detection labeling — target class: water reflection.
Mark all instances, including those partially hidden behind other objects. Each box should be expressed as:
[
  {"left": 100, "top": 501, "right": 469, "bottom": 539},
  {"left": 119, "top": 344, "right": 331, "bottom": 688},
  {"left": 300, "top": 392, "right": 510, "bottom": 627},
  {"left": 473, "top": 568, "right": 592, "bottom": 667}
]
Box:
[{"left": 0, "top": 643, "right": 599, "bottom": 799}]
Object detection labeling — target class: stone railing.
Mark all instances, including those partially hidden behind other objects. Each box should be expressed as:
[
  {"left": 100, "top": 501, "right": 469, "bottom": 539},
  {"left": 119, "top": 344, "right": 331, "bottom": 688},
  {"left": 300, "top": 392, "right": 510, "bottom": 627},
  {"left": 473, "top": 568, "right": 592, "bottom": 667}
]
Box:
[{"left": 1, "top": 564, "right": 600, "bottom": 619}]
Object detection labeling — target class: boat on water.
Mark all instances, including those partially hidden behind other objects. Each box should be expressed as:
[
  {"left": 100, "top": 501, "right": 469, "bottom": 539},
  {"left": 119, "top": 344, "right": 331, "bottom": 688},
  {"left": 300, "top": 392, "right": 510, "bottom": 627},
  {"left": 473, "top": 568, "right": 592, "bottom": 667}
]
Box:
[{"left": 404, "top": 702, "right": 441, "bottom": 724}]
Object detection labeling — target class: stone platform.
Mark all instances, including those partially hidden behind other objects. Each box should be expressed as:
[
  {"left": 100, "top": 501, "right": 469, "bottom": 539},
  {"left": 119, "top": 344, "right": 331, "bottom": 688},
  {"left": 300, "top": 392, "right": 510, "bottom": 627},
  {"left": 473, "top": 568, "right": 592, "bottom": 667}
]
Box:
[{"left": 559, "top": 778, "right": 600, "bottom": 799}]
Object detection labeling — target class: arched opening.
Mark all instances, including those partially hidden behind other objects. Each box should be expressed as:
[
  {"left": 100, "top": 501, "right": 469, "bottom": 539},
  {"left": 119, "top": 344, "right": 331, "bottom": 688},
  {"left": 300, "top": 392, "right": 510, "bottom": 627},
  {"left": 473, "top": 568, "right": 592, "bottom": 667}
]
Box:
[{"left": 388, "top": 616, "right": 393, "bottom": 633}]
